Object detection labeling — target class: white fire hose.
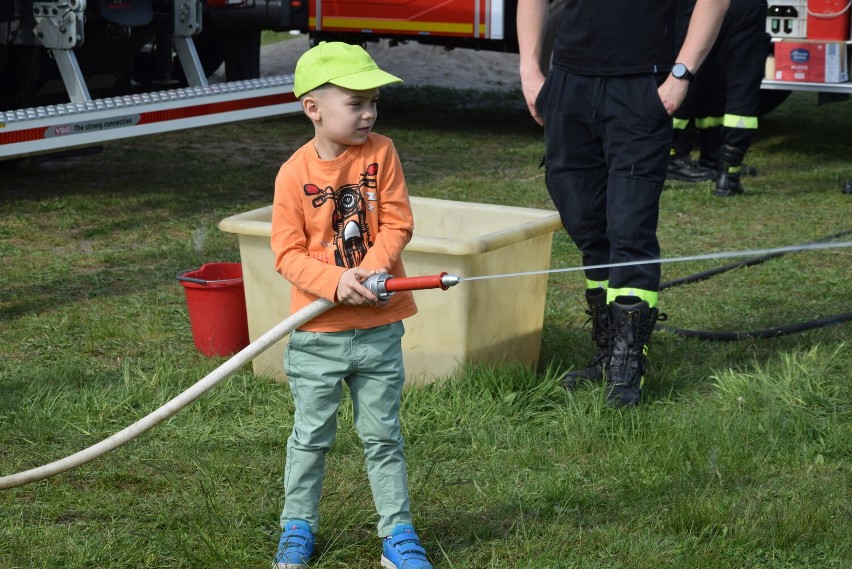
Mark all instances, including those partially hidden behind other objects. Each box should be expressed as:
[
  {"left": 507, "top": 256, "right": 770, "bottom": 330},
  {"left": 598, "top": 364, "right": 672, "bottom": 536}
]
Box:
[
  {"left": 0, "top": 271, "right": 461, "bottom": 490},
  {"left": 0, "top": 298, "right": 336, "bottom": 490}
]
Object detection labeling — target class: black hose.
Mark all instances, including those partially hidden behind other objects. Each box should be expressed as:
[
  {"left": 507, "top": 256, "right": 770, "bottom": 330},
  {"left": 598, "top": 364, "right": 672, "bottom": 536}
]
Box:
[
  {"left": 659, "top": 229, "right": 852, "bottom": 291},
  {"left": 657, "top": 230, "right": 852, "bottom": 341},
  {"left": 658, "top": 312, "right": 852, "bottom": 342}
]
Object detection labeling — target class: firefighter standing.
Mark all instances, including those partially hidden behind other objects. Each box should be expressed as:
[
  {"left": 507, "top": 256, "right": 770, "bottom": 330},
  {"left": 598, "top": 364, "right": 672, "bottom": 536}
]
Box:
[
  {"left": 517, "top": 0, "right": 729, "bottom": 407},
  {"left": 669, "top": 0, "right": 770, "bottom": 196}
]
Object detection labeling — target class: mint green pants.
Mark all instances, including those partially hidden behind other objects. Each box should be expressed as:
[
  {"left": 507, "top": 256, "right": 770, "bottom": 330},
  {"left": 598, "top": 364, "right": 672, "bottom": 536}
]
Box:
[{"left": 280, "top": 321, "right": 411, "bottom": 538}]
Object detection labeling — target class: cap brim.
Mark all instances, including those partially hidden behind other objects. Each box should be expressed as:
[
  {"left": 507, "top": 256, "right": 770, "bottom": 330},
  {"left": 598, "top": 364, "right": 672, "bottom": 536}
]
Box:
[{"left": 329, "top": 68, "right": 403, "bottom": 92}]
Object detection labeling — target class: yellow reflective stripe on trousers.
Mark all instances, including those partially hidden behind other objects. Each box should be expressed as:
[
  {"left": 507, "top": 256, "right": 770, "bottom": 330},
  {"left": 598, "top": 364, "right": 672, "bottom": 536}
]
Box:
[
  {"left": 586, "top": 279, "right": 609, "bottom": 290},
  {"left": 695, "top": 116, "right": 723, "bottom": 129},
  {"left": 723, "top": 114, "right": 759, "bottom": 129},
  {"left": 607, "top": 287, "right": 658, "bottom": 308}
]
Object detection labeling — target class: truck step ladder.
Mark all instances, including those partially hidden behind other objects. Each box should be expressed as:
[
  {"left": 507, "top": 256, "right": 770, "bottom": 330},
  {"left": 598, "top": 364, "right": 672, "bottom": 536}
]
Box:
[{"left": 0, "top": 75, "right": 301, "bottom": 160}]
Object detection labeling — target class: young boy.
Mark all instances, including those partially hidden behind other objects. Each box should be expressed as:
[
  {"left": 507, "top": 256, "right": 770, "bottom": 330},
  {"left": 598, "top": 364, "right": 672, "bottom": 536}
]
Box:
[{"left": 269, "top": 42, "right": 432, "bottom": 569}]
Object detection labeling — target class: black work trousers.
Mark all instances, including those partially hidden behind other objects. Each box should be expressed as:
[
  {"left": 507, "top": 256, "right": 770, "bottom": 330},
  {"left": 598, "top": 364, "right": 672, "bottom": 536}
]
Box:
[
  {"left": 674, "top": 0, "right": 769, "bottom": 152},
  {"left": 538, "top": 69, "right": 671, "bottom": 292}
]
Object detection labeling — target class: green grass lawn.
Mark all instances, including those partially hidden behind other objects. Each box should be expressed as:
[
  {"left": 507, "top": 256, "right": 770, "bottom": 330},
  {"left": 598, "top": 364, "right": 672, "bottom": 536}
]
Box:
[{"left": 1, "top": 87, "right": 850, "bottom": 568}]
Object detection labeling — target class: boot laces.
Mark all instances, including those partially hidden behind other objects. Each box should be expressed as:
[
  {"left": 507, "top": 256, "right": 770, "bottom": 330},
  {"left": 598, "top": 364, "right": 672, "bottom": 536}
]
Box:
[{"left": 608, "top": 308, "right": 666, "bottom": 387}]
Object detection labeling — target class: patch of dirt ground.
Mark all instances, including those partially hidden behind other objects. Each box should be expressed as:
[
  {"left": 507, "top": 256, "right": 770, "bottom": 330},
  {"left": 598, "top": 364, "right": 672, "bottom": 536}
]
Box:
[{"left": 257, "top": 35, "right": 522, "bottom": 92}]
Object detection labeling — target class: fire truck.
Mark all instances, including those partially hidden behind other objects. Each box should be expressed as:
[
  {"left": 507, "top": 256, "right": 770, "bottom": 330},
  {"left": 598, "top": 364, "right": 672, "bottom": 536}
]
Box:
[
  {"left": 3, "top": 1, "right": 839, "bottom": 162},
  {"left": 1, "top": 1, "right": 569, "bottom": 161},
  {"left": 0, "top": 0, "right": 310, "bottom": 160}
]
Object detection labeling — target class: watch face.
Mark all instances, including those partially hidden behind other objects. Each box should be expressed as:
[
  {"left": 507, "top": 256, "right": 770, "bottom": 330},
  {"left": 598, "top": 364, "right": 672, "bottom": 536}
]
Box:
[{"left": 672, "top": 63, "right": 687, "bottom": 78}]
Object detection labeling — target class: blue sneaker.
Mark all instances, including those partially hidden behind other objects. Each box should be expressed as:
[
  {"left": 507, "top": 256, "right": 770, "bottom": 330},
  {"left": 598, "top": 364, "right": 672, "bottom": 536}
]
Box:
[
  {"left": 272, "top": 519, "right": 315, "bottom": 569},
  {"left": 381, "top": 524, "right": 432, "bottom": 569}
]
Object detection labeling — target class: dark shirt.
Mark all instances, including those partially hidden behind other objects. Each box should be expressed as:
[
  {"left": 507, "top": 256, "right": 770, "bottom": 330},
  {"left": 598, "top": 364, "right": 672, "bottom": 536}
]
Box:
[{"left": 552, "top": 0, "right": 677, "bottom": 75}]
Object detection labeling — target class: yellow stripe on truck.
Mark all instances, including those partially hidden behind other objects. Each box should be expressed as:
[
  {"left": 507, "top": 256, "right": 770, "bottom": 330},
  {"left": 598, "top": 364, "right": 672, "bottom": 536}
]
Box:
[{"left": 310, "top": 17, "right": 474, "bottom": 35}]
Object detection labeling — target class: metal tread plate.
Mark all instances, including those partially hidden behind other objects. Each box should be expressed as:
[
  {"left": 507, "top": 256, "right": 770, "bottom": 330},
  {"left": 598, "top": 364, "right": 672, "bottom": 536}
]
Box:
[{"left": 1, "top": 75, "right": 300, "bottom": 159}]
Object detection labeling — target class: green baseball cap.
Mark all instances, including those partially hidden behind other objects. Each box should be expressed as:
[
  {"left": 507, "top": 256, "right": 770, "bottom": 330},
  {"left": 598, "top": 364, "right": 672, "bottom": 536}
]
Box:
[{"left": 293, "top": 41, "right": 403, "bottom": 98}]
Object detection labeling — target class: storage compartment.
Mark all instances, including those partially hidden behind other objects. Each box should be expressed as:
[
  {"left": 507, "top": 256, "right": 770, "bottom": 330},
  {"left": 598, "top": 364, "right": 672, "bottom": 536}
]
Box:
[
  {"left": 219, "top": 197, "right": 563, "bottom": 384},
  {"left": 773, "top": 40, "right": 849, "bottom": 82}
]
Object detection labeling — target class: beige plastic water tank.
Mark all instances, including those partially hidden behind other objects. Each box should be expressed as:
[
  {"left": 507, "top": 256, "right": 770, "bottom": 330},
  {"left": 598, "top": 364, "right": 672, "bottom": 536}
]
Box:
[{"left": 219, "top": 197, "right": 562, "bottom": 384}]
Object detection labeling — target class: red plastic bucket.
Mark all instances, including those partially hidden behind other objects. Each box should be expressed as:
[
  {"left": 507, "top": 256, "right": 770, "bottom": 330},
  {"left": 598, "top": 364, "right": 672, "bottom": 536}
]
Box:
[
  {"left": 177, "top": 262, "right": 250, "bottom": 357},
  {"left": 807, "top": 0, "right": 852, "bottom": 40}
]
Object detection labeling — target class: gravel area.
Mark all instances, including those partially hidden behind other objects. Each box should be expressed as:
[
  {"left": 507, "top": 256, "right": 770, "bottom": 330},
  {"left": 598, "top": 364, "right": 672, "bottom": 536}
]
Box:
[{"left": 258, "top": 34, "right": 522, "bottom": 92}]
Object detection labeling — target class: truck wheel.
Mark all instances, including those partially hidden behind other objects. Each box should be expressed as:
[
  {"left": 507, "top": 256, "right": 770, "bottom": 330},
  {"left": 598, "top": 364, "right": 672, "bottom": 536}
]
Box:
[
  {"left": 172, "top": 27, "right": 228, "bottom": 84},
  {"left": 0, "top": 44, "right": 12, "bottom": 110},
  {"left": 758, "top": 89, "right": 791, "bottom": 116},
  {"left": 181, "top": 27, "right": 260, "bottom": 82},
  {"left": 191, "top": 30, "right": 228, "bottom": 78},
  {"left": 222, "top": 29, "right": 261, "bottom": 81},
  {"left": 134, "top": 24, "right": 229, "bottom": 88}
]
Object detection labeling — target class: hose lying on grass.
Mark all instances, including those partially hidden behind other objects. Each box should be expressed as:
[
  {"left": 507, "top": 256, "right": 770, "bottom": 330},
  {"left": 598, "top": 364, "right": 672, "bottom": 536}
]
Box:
[
  {"left": 657, "top": 229, "right": 852, "bottom": 340},
  {"left": 0, "top": 298, "right": 335, "bottom": 491}
]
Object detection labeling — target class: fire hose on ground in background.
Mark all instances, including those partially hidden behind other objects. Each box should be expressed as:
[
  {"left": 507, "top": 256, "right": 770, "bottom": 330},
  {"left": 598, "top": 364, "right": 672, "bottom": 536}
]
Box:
[{"left": 657, "top": 229, "right": 852, "bottom": 340}]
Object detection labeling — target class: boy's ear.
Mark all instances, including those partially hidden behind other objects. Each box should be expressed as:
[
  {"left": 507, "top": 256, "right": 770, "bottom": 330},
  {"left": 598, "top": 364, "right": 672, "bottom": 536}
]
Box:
[{"left": 302, "top": 95, "right": 321, "bottom": 121}]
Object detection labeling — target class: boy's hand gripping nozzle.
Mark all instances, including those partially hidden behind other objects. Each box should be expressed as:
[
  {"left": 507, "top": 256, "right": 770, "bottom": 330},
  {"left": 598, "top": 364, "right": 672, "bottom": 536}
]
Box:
[{"left": 362, "top": 272, "right": 461, "bottom": 301}]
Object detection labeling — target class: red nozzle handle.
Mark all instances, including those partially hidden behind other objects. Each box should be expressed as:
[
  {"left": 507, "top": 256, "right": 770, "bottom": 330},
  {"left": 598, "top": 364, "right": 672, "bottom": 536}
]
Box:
[{"left": 384, "top": 272, "right": 449, "bottom": 292}]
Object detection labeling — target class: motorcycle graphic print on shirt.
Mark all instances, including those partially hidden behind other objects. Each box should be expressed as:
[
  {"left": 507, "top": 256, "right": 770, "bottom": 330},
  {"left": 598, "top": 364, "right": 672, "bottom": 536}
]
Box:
[{"left": 303, "top": 162, "right": 378, "bottom": 268}]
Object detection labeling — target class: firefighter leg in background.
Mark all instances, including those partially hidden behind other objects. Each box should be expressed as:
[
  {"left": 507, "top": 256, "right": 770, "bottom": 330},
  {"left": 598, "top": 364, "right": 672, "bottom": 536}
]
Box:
[
  {"left": 668, "top": 69, "right": 720, "bottom": 182},
  {"left": 709, "top": 0, "right": 770, "bottom": 197},
  {"left": 540, "top": 70, "right": 668, "bottom": 407},
  {"left": 668, "top": 0, "right": 718, "bottom": 183},
  {"left": 668, "top": 0, "right": 768, "bottom": 189},
  {"left": 691, "top": 47, "right": 727, "bottom": 176}
]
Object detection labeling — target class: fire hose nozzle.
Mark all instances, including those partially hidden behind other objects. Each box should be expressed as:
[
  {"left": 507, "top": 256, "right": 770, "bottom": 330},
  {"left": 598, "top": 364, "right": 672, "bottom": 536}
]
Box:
[
  {"left": 362, "top": 272, "right": 461, "bottom": 301},
  {"left": 441, "top": 274, "right": 461, "bottom": 288}
]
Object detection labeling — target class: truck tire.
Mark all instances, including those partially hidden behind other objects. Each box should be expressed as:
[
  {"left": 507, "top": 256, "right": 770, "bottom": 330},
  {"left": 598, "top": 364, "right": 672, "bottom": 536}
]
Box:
[
  {"left": 758, "top": 89, "right": 791, "bottom": 116},
  {"left": 222, "top": 29, "right": 261, "bottom": 81},
  {"left": 176, "top": 26, "right": 260, "bottom": 83}
]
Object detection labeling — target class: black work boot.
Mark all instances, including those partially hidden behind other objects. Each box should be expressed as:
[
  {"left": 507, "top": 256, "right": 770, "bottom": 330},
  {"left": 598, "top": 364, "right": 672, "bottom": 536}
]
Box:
[
  {"left": 605, "top": 296, "right": 666, "bottom": 408},
  {"left": 714, "top": 144, "right": 747, "bottom": 197},
  {"left": 715, "top": 165, "right": 743, "bottom": 196},
  {"left": 561, "top": 288, "right": 608, "bottom": 390},
  {"left": 700, "top": 129, "right": 757, "bottom": 176},
  {"left": 667, "top": 154, "right": 716, "bottom": 182},
  {"left": 697, "top": 125, "right": 722, "bottom": 173}
]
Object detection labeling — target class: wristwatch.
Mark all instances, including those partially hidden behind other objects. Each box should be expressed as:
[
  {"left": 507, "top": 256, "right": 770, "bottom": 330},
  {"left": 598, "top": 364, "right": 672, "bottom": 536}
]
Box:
[{"left": 671, "top": 63, "right": 694, "bottom": 82}]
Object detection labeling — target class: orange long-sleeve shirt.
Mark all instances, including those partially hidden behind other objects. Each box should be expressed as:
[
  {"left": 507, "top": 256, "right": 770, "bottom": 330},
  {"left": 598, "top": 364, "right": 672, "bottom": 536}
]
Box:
[{"left": 271, "top": 133, "right": 417, "bottom": 332}]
